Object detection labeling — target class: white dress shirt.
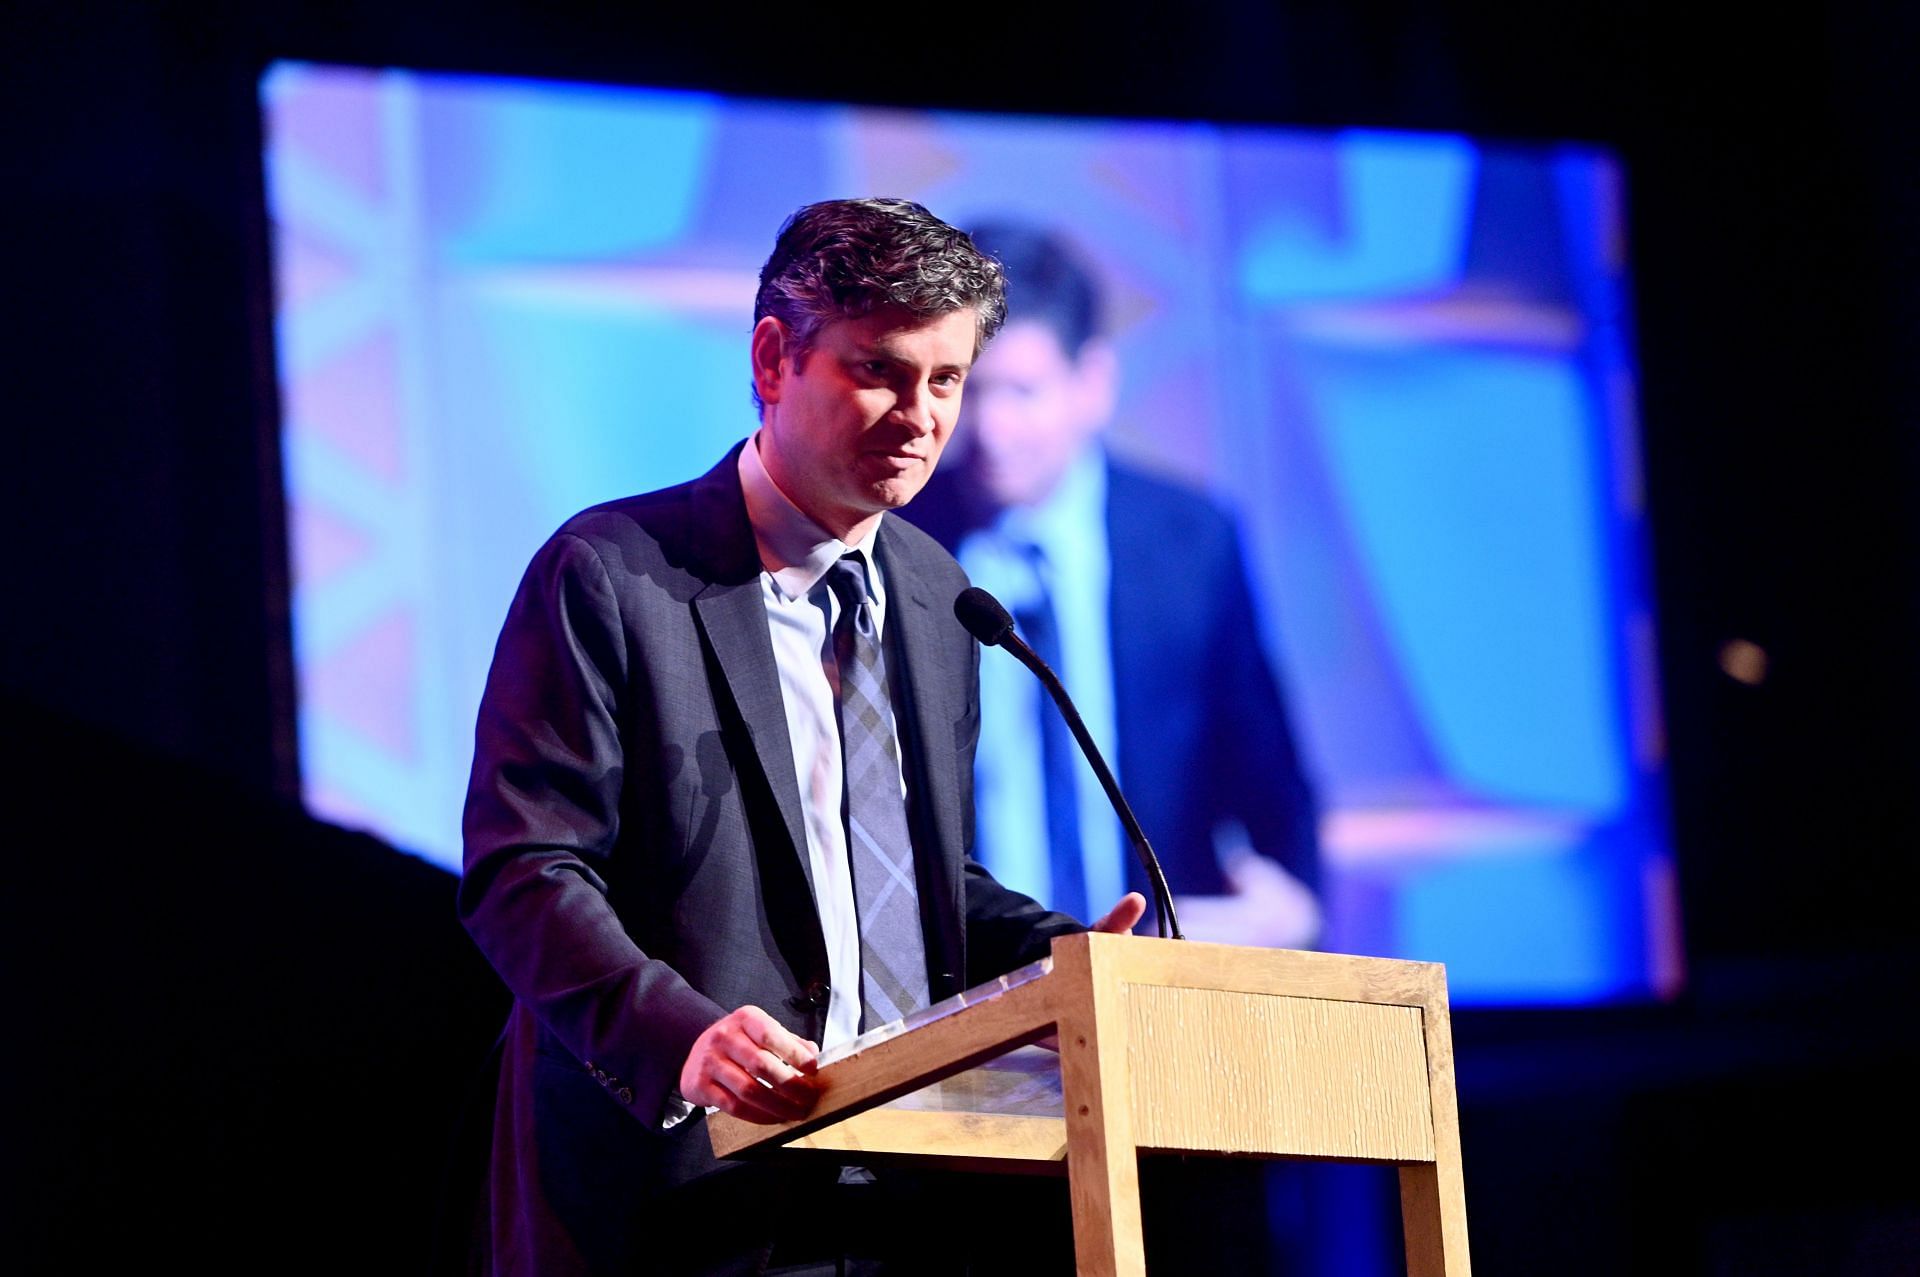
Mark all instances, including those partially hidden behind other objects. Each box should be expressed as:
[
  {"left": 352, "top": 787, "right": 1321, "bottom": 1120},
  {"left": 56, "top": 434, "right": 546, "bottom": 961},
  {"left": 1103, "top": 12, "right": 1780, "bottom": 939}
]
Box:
[{"left": 737, "top": 433, "right": 906, "bottom": 1052}]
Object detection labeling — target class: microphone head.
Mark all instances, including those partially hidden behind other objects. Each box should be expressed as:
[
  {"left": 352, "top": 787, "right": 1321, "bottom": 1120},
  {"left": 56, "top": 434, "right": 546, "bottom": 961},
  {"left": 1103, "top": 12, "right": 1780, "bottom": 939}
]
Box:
[{"left": 954, "top": 587, "right": 1016, "bottom": 647}]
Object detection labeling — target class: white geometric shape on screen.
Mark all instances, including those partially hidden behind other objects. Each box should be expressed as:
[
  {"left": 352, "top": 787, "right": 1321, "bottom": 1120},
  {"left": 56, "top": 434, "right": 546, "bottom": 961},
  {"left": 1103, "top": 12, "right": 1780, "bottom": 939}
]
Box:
[{"left": 269, "top": 66, "right": 448, "bottom": 863}]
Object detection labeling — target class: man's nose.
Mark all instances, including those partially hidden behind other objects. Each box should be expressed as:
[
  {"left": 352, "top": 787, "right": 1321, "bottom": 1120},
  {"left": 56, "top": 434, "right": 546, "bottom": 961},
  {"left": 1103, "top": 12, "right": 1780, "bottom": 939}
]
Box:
[{"left": 893, "top": 380, "right": 937, "bottom": 434}]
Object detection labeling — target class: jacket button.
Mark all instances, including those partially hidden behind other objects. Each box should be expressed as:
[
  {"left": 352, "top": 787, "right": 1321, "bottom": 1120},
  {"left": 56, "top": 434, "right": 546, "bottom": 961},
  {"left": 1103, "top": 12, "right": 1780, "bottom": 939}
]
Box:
[
  {"left": 786, "top": 980, "right": 830, "bottom": 1011},
  {"left": 617, "top": 1087, "right": 634, "bottom": 1105}
]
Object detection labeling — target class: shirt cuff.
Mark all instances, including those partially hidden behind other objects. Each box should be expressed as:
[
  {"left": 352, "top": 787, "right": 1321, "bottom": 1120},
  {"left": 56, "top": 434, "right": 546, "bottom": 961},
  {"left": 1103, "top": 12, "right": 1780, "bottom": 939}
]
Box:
[{"left": 659, "top": 1090, "right": 718, "bottom": 1131}]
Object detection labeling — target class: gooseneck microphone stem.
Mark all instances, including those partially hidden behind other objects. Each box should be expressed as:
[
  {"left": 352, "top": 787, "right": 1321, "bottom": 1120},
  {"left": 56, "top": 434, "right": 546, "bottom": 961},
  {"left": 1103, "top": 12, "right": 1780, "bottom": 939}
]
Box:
[
  {"left": 955, "top": 588, "right": 1184, "bottom": 941},
  {"left": 1002, "top": 637, "right": 1184, "bottom": 941}
]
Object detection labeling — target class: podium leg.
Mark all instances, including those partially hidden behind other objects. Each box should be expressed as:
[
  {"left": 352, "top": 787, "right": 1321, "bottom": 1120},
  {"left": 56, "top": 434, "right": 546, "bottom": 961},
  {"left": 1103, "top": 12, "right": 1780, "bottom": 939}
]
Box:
[
  {"left": 1061, "top": 1038, "right": 1144, "bottom": 1276},
  {"left": 1056, "top": 943, "right": 1145, "bottom": 1276},
  {"left": 1404, "top": 969, "right": 1470, "bottom": 1276},
  {"left": 1399, "top": 1162, "right": 1470, "bottom": 1277}
]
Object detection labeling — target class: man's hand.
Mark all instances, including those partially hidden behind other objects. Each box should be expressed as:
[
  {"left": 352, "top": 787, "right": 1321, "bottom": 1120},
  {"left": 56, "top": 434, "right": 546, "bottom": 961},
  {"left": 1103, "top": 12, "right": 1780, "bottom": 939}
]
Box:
[
  {"left": 1091, "top": 891, "right": 1148, "bottom": 935},
  {"left": 678, "top": 1006, "right": 821, "bottom": 1125}
]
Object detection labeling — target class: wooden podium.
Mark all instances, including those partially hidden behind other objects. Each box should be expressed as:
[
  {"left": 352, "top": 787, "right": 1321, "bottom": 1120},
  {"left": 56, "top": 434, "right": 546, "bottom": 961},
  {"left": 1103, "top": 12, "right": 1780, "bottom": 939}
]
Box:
[{"left": 711, "top": 933, "right": 1469, "bottom": 1276}]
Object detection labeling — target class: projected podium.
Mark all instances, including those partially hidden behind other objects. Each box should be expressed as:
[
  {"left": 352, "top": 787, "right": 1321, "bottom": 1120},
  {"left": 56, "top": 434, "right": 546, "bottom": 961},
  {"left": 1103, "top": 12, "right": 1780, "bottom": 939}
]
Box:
[{"left": 711, "top": 932, "right": 1470, "bottom": 1276}]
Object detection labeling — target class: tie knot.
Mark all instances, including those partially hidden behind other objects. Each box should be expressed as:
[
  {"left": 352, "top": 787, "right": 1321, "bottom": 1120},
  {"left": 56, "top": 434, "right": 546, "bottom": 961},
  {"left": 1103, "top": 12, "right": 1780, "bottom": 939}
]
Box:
[{"left": 826, "top": 553, "right": 872, "bottom": 610}]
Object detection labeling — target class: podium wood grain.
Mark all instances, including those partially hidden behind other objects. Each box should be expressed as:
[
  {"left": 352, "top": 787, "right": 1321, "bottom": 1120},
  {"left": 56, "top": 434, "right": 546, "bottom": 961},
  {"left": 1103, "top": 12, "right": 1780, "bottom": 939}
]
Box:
[
  {"left": 1123, "top": 987, "right": 1433, "bottom": 1161},
  {"left": 709, "top": 933, "right": 1471, "bottom": 1276}
]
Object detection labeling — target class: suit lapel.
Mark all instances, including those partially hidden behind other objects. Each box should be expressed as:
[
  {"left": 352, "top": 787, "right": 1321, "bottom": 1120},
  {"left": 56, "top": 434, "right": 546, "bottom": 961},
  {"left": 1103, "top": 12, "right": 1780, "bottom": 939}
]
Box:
[
  {"left": 879, "top": 529, "right": 964, "bottom": 874},
  {"left": 877, "top": 522, "right": 971, "bottom": 1004},
  {"left": 679, "top": 467, "right": 966, "bottom": 988},
  {"left": 686, "top": 448, "right": 815, "bottom": 900}
]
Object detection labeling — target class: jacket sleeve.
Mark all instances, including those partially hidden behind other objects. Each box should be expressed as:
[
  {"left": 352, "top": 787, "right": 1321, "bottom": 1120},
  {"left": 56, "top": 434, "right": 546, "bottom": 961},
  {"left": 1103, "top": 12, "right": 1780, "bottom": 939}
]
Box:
[{"left": 457, "top": 530, "right": 724, "bottom": 1123}]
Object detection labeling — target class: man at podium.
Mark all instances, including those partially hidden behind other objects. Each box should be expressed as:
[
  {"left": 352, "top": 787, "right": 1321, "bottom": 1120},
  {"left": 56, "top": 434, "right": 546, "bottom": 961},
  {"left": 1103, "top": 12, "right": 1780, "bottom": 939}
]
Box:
[{"left": 457, "top": 197, "right": 1144, "bottom": 1275}]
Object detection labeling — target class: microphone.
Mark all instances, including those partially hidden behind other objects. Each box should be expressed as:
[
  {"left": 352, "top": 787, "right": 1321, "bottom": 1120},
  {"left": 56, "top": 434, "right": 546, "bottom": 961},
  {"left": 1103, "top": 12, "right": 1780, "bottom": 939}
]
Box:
[{"left": 954, "top": 587, "right": 1183, "bottom": 941}]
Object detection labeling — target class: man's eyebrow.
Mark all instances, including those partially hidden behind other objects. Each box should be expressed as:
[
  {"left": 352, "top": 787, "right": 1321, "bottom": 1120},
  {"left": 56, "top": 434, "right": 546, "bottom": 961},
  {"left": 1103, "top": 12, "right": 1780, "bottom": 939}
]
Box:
[{"left": 854, "top": 342, "right": 972, "bottom": 372}]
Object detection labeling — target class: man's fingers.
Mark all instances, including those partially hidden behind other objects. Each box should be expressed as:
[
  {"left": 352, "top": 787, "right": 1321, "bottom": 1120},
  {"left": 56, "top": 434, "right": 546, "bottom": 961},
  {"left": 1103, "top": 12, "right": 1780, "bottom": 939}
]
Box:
[
  {"left": 691, "top": 1058, "right": 813, "bottom": 1124},
  {"left": 1092, "top": 891, "right": 1148, "bottom": 934},
  {"left": 709, "top": 1074, "right": 797, "bottom": 1124},
  {"left": 740, "top": 1010, "right": 819, "bottom": 1073},
  {"left": 750, "top": 1048, "right": 808, "bottom": 1089},
  {"left": 680, "top": 1005, "right": 825, "bottom": 1125},
  {"left": 715, "top": 1059, "right": 814, "bottom": 1122},
  {"left": 711, "top": 1040, "right": 804, "bottom": 1093}
]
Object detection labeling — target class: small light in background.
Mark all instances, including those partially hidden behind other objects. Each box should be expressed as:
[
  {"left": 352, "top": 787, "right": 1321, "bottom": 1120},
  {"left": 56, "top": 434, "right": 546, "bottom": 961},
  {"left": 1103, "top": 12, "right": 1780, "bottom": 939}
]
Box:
[{"left": 1718, "top": 638, "right": 1769, "bottom": 686}]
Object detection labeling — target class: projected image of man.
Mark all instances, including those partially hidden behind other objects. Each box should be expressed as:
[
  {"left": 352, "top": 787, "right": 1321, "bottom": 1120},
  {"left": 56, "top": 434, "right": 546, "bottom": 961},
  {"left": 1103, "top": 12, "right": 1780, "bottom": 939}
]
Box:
[{"left": 909, "top": 222, "right": 1323, "bottom": 948}]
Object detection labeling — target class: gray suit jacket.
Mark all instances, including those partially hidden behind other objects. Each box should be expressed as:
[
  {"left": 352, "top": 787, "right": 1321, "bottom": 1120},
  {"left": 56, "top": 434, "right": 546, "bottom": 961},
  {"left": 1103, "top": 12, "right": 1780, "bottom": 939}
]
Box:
[{"left": 458, "top": 444, "right": 1077, "bottom": 1273}]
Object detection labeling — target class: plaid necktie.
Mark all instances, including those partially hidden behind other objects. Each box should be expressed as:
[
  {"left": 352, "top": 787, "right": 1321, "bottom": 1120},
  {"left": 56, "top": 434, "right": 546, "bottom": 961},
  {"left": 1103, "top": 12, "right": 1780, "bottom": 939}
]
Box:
[{"left": 824, "top": 553, "right": 930, "bottom": 1031}]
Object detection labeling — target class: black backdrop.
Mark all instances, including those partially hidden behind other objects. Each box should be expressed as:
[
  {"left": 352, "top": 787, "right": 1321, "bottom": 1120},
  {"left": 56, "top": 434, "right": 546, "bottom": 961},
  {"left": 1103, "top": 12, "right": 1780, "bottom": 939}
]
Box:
[{"left": 5, "top": 2, "right": 1917, "bottom": 1271}]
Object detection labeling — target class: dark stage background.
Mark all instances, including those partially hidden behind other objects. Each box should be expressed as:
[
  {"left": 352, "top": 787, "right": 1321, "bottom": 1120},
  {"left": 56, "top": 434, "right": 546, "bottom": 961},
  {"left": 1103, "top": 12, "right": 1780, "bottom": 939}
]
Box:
[{"left": 5, "top": 2, "right": 1918, "bottom": 1272}]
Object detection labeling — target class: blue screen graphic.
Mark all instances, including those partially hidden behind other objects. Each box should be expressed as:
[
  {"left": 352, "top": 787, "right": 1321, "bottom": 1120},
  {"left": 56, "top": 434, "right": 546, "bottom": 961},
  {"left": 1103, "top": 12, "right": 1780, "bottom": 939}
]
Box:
[{"left": 262, "top": 62, "right": 1679, "bottom": 1004}]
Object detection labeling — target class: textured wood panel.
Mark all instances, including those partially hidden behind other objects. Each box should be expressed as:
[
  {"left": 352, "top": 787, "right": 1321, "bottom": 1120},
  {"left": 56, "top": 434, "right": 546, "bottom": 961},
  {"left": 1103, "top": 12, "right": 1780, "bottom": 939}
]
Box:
[{"left": 1123, "top": 985, "right": 1435, "bottom": 1162}]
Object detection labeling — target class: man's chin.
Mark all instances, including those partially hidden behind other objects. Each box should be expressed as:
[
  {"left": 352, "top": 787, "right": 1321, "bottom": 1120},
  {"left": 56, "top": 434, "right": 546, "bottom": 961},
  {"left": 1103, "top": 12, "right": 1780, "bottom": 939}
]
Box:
[{"left": 866, "top": 472, "right": 932, "bottom": 511}]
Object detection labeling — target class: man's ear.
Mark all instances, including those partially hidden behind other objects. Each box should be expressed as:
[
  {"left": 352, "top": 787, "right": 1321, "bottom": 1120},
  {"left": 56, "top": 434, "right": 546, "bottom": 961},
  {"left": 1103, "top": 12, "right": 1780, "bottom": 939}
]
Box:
[{"left": 751, "top": 316, "right": 791, "bottom": 407}]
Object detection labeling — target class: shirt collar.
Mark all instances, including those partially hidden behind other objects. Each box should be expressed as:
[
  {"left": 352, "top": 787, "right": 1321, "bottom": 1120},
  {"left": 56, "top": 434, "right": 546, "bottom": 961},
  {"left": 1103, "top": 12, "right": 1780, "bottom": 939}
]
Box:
[{"left": 737, "top": 431, "right": 883, "bottom": 604}]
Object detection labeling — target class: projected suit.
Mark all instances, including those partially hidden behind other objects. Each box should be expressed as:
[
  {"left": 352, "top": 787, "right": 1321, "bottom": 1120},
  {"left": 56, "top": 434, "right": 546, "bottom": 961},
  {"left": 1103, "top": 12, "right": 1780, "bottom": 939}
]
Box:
[
  {"left": 907, "top": 453, "right": 1321, "bottom": 912},
  {"left": 458, "top": 444, "right": 1079, "bottom": 1273}
]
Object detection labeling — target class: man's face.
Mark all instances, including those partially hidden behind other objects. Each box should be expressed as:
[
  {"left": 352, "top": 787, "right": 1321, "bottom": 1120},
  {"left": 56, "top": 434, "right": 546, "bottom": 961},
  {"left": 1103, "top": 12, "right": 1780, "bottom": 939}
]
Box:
[
  {"left": 962, "top": 320, "right": 1116, "bottom": 510},
  {"left": 952, "top": 316, "right": 1121, "bottom": 510},
  {"left": 754, "top": 305, "right": 977, "bottom": 541}
]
